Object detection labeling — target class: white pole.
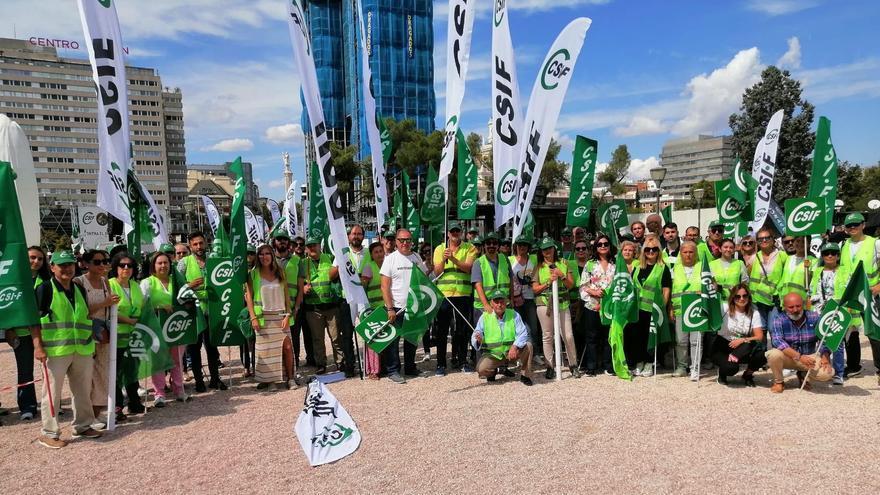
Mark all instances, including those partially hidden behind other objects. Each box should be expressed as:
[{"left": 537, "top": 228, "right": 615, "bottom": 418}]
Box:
[
  {"left": 552, "top": 279, "right": 561, "bottom": 382},
  {"left": 694, "top": 332, "right": 702, "bottom": 383},
  {"left": 106, "top": 304, "right": 118, "bottom": 431}
]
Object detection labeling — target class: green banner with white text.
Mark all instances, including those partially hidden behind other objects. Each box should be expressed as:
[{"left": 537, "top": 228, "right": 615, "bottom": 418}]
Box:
[{"left": 566, "top": 136, "right": 597, "bottom": 227}]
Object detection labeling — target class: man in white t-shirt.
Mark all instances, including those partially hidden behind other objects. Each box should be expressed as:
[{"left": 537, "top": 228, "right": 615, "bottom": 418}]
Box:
[{"left": 380, "top": 228, "right": 429, "bottom": 384}]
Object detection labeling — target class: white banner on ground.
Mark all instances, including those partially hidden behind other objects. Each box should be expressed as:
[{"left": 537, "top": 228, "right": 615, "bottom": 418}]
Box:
[
  {"left": 511, "top": 18, "right": 592, "bottom": 242},
  {"left": 200, "top": 195, "right": 221, "bottom": 237},
  {"left": 266, "top": 198, "right": 281, "bottom": 225},
  {"left": 244, "top": 206, "right": 262, "bottom": 246},
  {"left": 437, "top": 0, "right": 477, "bottom": 194},
  {"left": 295, "top": 380, "right": 361, "bottom": 467},
  {"left": 77, "top": 0, "right": 132, "bottom": 226},
  {"left": 491, "top": 0, "right": 523, "bottom": 229},
  {"left": 286, "top": 179, "right": 299, "bottom": 238},
  {"left": 749, "top": 109, "right": 784, "bottom": 233},
  {"left": 76, "top": 206, "right": 111, "bottom": 250},
  {"left": 355, "top": 0, "right": 389, "bottom": 226},
  {"left": 286, "top": 0, "right": 367, "bottom": 304}
]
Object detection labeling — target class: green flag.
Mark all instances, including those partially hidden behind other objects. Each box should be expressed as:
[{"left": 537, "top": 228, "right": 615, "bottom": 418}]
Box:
[
  {"left": 715, "top": 175, "right": 756, "bottom": 224},
  {"left": 597, "top": 200, "right": 628, "bottom": 246},
  {"left": 600, "top": 254, "right": 638, "bottom": 380},
  {"left": 661, "top": 205, "right": 673, "bottom": 226},
  {"left": 420, "top": 165, "right": 445, "bottom": 225},
  {"left": 728, "top": 157, "right": 749, "bottom": 206},
  {"left": 354, "top": 307, "right": 399, "bottom": 354},
  {"left": 206, "top": 255, "right": 247, "bottom": 346},
  {"left": 680, "top": 293, "right": 707, "bottom": 333},
  {"left": 699, "top": 250, "right": 723, "bottom": 332},
  {"left": 647, "top": 283, "right": 672, "bottom": 351},
  {"left": 228, "top": 157, "right": 248, "bottom": 285},
  {"left": 815, "top": 300, "right": 852, "bottom": 352},
  {"left": 0, "top": 161, "right": 40, "bottom": 330},
  {"left": 840, "top": 261, "right": 880, "bottom": 340},
  {"left": 121, "top": 298, "right": 174, "bottom": 383},
  {"left": 160, "top": 266, "right": 200, "bottom": 347},
  {"left": 307, "top": 160, "right": 328, "bottom": 240},
  {"left": 456, "top": 129, "right": 478, "bottom": 220},
  {"left": 808, "top": 116, "right": 838, "bottom": 230},
  {"left": 125, "top": 170, "right": 152, "bottom": 262},
  {"left": 404, "top": 170, "right": 420, "bottom": 232},
  {"left": 566, "top": 136, "right": 597, "bottom": 227},
  {"left": 400, "top": 267, "right": 444, "bottom": 345}
]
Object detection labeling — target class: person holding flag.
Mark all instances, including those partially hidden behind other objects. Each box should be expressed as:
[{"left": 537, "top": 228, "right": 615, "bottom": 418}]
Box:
[
  {"left": 628, "top": 234, "right": 671, "bottom": 377},
  {"left": 577, "top": 234, "right": 616, "bottom": 376},
  {"left": 709, "top": 284, "right": 766, "bottom": 386},
  {"left": 669, "top": 241, "right": 703, "bottom": 377},
  {"left": 472, "top": 290, "right": 534, "bottom": 386},
  {"left": 380, "top": 229, "right": 430, "bottom": 384},
  {"left": 839, "top": 213, "right": 880, "bottom": 377},
  {"left": 534, "top": 237, "right": 577, "bottom": 379},
  {"left": 33, "top": 250, "right": 103, "bottom": 448},
  {"left": 766, "top": 293, "right": 833, "bottom": 393},
  {"left": 809, "top": 242, "right": 851, "bottom": 385},
  {"left": 432, "top": 221, "right": 478, "bottom": 374},
  {"left": 777, "top": 235, "right": 815, "bottom": 310}
]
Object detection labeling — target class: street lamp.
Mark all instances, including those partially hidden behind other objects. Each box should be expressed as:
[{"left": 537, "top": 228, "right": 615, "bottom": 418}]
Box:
[
  {"left": 693, "top": 188, "right": 705, "bottom": 236},
  {"left": 182, "top": 201, "right": 193, "bottom": 239},
  {"left": 649, "top": 167, "right": 667, "bottom": 214}
]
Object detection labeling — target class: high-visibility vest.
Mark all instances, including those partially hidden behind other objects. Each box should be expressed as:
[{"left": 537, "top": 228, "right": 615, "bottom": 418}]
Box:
[
  {"left": 363, "top": 259, "right": 384, "bottom": 309},
  {"left": 696, "top": 241, "right": 715, "bottom": 261},
  {"left": 145, "top": 275, "right": 172, "bottom": 310},
  {"left": 709, "top": 258, "right": 745, "bottom": 300},
  {"left": 182, "top": 255, "right": 207, "bottom": 308},
  {"left": 481, "top": 309, "right": 517, "bottom": 360},
  {"left": 109, "top": 278, "right": 143, "bottom": 349},
  {"left": 569, "top": 260, "right": 583, "bottom": 302},
  {"left": 536, "top": 262, "right": 570, "bottom": 310},
  {"left": 661, "top": 247, "right": 680, "bottom": 267},
  {"left": 748, "top": 251, "right": 788, "bottom": 306},
  {"left": 671, "top": 262, "right": 702, "bottom": 315},
  {"left": 435, "top": 242, "right": 475, "bottom": 297},
  {"left": 634, "top": 263, "right": 665, "bottom": 313},
  {"left": 841, "top": 235, "right": 879, "bottom": 286},
  {"left": 778, "top": 255, "right": 817, "bottom": 307},
  {"left": 283, "top": 254, "right": 301, "bottom": 307},
  {"left": 474, "top": 255, "right": 511, "bottom": 309},
  {"left": 39, "top": 281, "right": 94, "bottom": 357},
  {"left": 810, "top": 264, "right": 861, "bottom": 327},
  {"left": 303, "top": 254, "right": 334, "bottom": 305}
]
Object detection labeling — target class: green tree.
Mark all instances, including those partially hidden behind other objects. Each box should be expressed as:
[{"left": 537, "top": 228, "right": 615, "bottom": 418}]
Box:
[
  {"left": 729, "top": 66, "right": 815, "bottom": 202},
  {"left": 598, "top": 144, "right": 631, "bottom": 195},
  {"left": 837, "top": 160, "right": 864, "bottom": 211},
  {"left": 676, "top": 179, "right": 717, "bottom": 209}
]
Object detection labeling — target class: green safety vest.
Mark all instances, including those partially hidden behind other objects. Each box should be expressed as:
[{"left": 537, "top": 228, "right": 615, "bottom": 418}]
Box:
[
  {"left": 778, "top": 256, "right": 817, "bottom": 307},
  {"left": 283, "top": 254, "right": 301, "bottom": 307},
  {"left": 709, "top": 258, "right": 745, "bottom": 300},
  {"left": 39, "top": 281, "right": 94, "bottom": 357},
  {"left": 363, "top": 259, "right": 384, "bottom": 309},
  {"left": 474, "top": 255, "right": 511, "bottom": 309},
  {"left": 840, "top": 236, "right": 879, "bottom": 286},
  {"left": 569, "top": 260, "right": 583, "bottom": 302},
  {"left": 536, "top": 262, "right": 570, "bottom": 311},
  {"left": 303, "top": 254, "right": 334, "bottom": 305},
  {"left": 436, "top": 242, "right": 475, "bottom": 297},
  {"left": 748, "top": 251, "right": 788, "bottom": 306},
  {"left": 696, "top": 241, "right": 715, "bottom": 261},
  {"left": 671, "top": 261, "right": 702, "bottom": 315},
  {"left": 634, "top": 263, "right": 664, "bottom": 313},
  {"left": 810, "top": 265, "right": 861, "bottom": 327},
  {"left": 661, "top": 245, "right": 680, "bottom": 267},
  {"left": 109, "top": 278, "right": 143, "bottom": 349},
  {"left": 249, "top": 268, "right": 289, "bottom": 327},
  {"left": 481, "top": 309, "right": 517, "bottom": 360},
  {"left": 182, "top": 255, "right": 207, "bottom": 309},
  {"left": 145, "top": 275, "right": 172, "bottom": 310}
]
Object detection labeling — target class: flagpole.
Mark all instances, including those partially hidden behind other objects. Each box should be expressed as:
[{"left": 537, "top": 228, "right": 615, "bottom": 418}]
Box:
[
  {"left": 349, "top": 303, "right": 364, "bottom": 380},
  {"left": 552, "top": 278, "right": 562, "bottom": 382},
  {"left": 106, "top": 304, "right": 118, "bottom": 431},
  {"left": 694, "top": 333, "right": 702, "bottom": 383},
  {"left": 800, "top": 332, "right": 828, "bottom": 391}
]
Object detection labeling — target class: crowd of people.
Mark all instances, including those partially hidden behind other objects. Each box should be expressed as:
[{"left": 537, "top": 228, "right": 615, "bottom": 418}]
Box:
[{"left": 2, "top": 211, "right": 879, "bottom": 449}]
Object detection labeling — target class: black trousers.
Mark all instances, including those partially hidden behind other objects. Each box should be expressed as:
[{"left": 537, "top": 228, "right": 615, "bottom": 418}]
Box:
[
  {"left": 11, "top": 335, "right": 38, "bottom": 415},
  {"left": 187, "top": 329, "right": 221, "bottom": 384},
  {"left": 335, "top": 302, "right": 357, "bottom": 372},
  {"left": 433, "top": 296, "right": 473, "bottom": 368},
  {"left": 115, "top": 347, "right": 142, "bottom": 411},
  {"left": 710, "top": 336, "right": 767, "bottom": 378},
  {"left": 291, "top": 304, "right": 314, "bottom": 365},
  {"left": 239, "top": 338, "right": 255, "bottom": 373},
  {"left": 845, "top": 330, "right": 861, "bottom": 371},
  {"left": 624, "top": 311, "right": 651, "bottom": 369},
  {"left": 584, "top": 309, "right": 612, "bottom": 372},
  {"left": 869, "top": 337, "right": 880, "bottom": 372}
]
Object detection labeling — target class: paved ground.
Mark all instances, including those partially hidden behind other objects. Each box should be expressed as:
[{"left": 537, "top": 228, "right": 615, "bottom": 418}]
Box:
[{"left": 2, "top": 339, "right": 879, "bottom": 493}]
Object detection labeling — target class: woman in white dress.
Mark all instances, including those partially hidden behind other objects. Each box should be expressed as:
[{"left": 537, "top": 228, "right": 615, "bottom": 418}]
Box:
[{"left": 245, "top": 244, "right": 294, "bottom": 389}]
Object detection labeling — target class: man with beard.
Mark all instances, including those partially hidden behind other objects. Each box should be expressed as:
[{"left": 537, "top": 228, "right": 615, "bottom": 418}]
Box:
[{"left": 432, "top": 221, "right": 478, "bottom": 375}]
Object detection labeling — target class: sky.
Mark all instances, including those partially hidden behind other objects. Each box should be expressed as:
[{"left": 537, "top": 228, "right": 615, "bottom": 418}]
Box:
[{"left": 4, "top": 0, "right": 880, "bottom": 202}]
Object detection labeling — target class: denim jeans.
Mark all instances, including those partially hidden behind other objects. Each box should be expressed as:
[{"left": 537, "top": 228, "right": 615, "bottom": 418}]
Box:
[{"left": 382, "top": 307, "right": 416, "bottom": 375}]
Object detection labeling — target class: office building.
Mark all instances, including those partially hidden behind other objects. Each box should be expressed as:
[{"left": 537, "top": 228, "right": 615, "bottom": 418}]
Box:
[
  {"left": 659, "top": 134, "right": 735, "bottom": 199},
  {"left": 0, "top": 37, "right": 187, "bottom": 237}
]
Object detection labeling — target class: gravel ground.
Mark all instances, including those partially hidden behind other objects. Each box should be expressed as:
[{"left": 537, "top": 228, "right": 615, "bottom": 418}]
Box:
[{"left": 2, "top": 338, "right": 879, "bottom": 494}]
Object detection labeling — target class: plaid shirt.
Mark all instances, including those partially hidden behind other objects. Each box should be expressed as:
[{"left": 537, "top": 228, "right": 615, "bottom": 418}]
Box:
[{"left": 770, "top": 310, "right": 830, "bottom": 356}]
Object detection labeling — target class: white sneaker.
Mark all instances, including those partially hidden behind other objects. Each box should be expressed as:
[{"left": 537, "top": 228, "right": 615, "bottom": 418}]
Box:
[
  {"left": 138, "top": 387, "right": 148, "bottom": 398},
  {"left": 782, "top": 369, "right": 795, "bottom": 378},
  {"left": 420, "top": 352, "right": 432, "bottom": 363},
  {"left": 640, "top": 364, "right": 654, "bottom": 377},
  {"left": 832, "top": 375, "right": 844, "bottom": 386},
  {"left": 153, "top": 396, "right": 167, "bottom": 408},
  {"left": 690, "top": 371, "right": 700, "bottom": 382}
]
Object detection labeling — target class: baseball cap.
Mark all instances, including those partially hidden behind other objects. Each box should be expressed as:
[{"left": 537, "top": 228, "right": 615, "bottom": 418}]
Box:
[
  {"left": 305, "top": 236, "right": 322, "bottom": 246},
  {"left": 50, "top": 250, "right": 76, "bottom": 265},
  {"left": 159, "top": 243, "right": 175, "bottom": 254},
  {"left": 488, "top": 289, "right": 507, "bottom": 300},
  {"left": 448, "top": 221, "right": 462, "bottom": 232},
  {"left": 819, "top": 242, "right": 840, "bottom": 253},
  {"left": 844, "top": 212, "right": 865, "bottom": 225},
  {"left": 538, "top": 236, "right": 556, "bottom": 250}
]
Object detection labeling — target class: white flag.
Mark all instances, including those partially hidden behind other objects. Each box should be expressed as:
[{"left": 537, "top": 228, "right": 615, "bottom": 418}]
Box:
[
  {"left": 266, "top": 198, "right": 282, "bottom": 225},
  {"left": 511, "top": 18, "right": 592, "bottom": 242},
  {"left": 257, "top": 214, "right": 269, "bottom": 242},
  {"left": 77, "top": 0, "right": 132, "bottom": 226},
  {"left": 286, "top": 180, "right": 299, "bottom": 238},
  {"left": 295, "top": 380, "right": 361, "bottom": 467},
  {"left": 491, "top": 1, "right": 523, "bottom": 229},
  {"left": 286, "top": 0, "right": 368, "bottom": 305},
  {"left": 244, "top": 206, "right": 262, "bottom": 246},
  {"left": 200, "top": 195, "right": 221, "bottom": 237},
  {"left": 355, "top": 0, "right": 389, "bottom": 227},
  {"left": 437, "top": 0, "right": 477, "bottom": 193},
  {"left": 139, "top": 179, "right": 168, "bottom": 250},
  {"left": 749, "top": 109, "right": 785, "bottom": 233}
]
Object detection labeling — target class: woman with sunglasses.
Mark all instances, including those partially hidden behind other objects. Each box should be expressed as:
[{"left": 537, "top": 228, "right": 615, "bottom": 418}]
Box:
[
  {"left": 245, "top": 244, "right": 295, "bottom": 389},
  {"left": 627, "top": 234, "right": 671, "bottom": 377},
  {"left": 748, "top": 227, "right": 788, "bottom": 327},
  {"left": 533, "top": 237, "right": 576, "bottom": 379},
  {"left": 140, "top": 252, "right": 190, "bottom": 405},
  {"left": 578, "top": 233, "right": 617, "bottom": 376},
  {"left": 73, "top": 249, "right": 117, "bottom": 422},
  {"left": 709, "top": 284, "right": 765, "bottom": 386},
  {"left": 710, "top": 238, "right": 747, "bottom": 301},
  {"left": 109, "top": 254, "right": 145, "bottom": 418},
  {"left": 738, "top": 235, "right": 757, "bottom": 273},
  {"left": 809, "top": 242, "right": 852, "bottom": 385},
  {"left": 360, "top": 242, "right": 386, "bottom": 379}
]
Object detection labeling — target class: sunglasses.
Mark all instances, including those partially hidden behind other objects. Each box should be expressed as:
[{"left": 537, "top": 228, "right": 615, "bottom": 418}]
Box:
[
  {"left": 741, "top": 241, "right": 755, "bottom": 246},
  {"left": 397, "top": 238, "right": 413, "bottom": 243},
  {"left": 596, "top": 242, "right": 610, "bottom": 248},
  {"left": 118, "top": 263, "right": 135, "bottom": 269},
  {"left": 757, "top": 236, "right": 772, "bottom": 242},
  {"left": 29, "top": 255, "right": 44, "bottom": 261},
  {"left": 485, "top": 241, "right": 499, "bottom": 246},
  {"left": 734, "top": 294, "right": 749, "bottom": 300},
  {"left": 643, "top": 247, "right": 659, "bottom": 254},
  {"left": 782, "top": 239, "right": 796, "bottom": 244},
  {"left": 710, "top": 227, "right": 723, "bottom": 233},
  {"left": 845, "top": 223, "right": 862, "bottom": 229},
  {"left": 821, "top": 251, "right": 839, "bottom": 257},
  {"left": 294, "top": 242, "right": 305, "bottom": 247},
  {"left": 574, "top": 246, "right": 588, "bottom": 252},
  {"left": 175, "top": 251, "right": 188, "bottom": 255},
  {"left": 91, "top": 259, "right": 110, "bottom": 265}
]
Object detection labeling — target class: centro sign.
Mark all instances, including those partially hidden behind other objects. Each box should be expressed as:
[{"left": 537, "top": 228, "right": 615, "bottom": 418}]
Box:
[{"left": 784, "top": 198, "right": 826, "bottom": 236}]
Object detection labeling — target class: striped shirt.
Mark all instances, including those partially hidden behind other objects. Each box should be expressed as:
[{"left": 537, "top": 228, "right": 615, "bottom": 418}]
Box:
[{"left": 770, "top": 310, "right": 829, "bottom": 356}]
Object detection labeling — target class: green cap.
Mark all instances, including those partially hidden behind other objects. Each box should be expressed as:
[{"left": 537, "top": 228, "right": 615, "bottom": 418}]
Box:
[
  {"left": 819, "top": 242, "right": 840, "bottom": 253},
  {"left": 159, "top": 243, "right": 175, "bottom": 254},
  {"left": 448, "top": 221, "right": 463, "bottom": 232},
  {"left": 561, "top": 227, "right": 573, "bottom": 236},
  {"left": 305, "top": 236, "right": 322, "bottom": 246},
  {"left": 471, "top": 235, "right": 484, "bottom": 245},
  {"left": 538, "top": 236, "right": 557, "bottom": 250},
  {"left": 488, "top": 289, "right": 507, "bottom": 300},
  {"left": 271, "top": 229, "right": 290, "bottom": 240},
  {"left": 468, "top": 226, "right": 479, "bottom": 234},
  {"left": 383, "top": 229, "right": 396, "bottom": 239},
  {"left": 50, "top": 250, "right": 76, "bottom": 265},
  {"left": 483, "top": 232, "right": 499, "bottom": 242},
  {"left": 514, "top": 235, "right": 534, "bottom": 246},
  {"left": 844, "top": 212, "right": 865, "bottom": 225},
  {"left": 709, "top": 220, "right": 723, "bottom": 228},
  {"left": 247, "top": 244, "right": 257, "bottom": 253}
]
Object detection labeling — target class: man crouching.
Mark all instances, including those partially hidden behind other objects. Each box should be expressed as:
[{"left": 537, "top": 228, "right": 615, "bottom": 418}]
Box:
[{"left": 472, "top": 290, "right": 533, "bottom": 386}]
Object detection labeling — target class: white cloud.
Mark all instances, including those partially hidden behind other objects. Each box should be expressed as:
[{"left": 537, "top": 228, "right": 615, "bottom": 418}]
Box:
[
  {"left": 628, "top": 157, "right": 660, "bottom": 180},
  {"left": 201, "top": 138, "right": 254, "bottom": 152},
  {"left": 434, "top": 0, "right": 611, "bottom": 18},
  {"left": 267, "top": 179, "right": 285, "bottom": 189},
  {"left": 614, "top": 116, "right": 669, "bottom": 137},
  {"left": 745, "top": 0, "right": 822, "bottom": 16},
  {"left": 777, "top": 36, "right": 801, "bottom": 69},
  {"left": 264, "top": 123, "right": 304, "bottom": 145},
  {"left": 797, "top": 57, "right": 880, "bottom": 103}
]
